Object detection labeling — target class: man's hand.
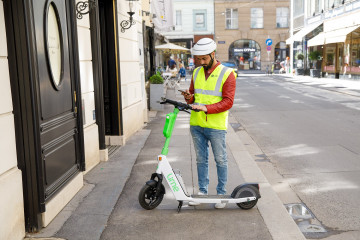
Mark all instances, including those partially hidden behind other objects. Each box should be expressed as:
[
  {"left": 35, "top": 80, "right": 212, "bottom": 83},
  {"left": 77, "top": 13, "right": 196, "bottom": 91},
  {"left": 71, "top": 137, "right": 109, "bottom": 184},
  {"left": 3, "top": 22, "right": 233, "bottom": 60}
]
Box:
[
  {"left": 181, "top": 89, "right": 193, "bottom": 100},
  {"left": 192, "top": 105, "right": 207, "bottom": 112}
]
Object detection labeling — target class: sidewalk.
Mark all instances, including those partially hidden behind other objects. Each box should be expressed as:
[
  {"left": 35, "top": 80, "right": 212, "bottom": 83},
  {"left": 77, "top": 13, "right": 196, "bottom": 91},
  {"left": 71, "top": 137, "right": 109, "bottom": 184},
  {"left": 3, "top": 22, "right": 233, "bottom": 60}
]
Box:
[
  {"left": 269, "top": 73, "right": 360, "bottom": 97},
  {"left": 26, "top": 80, "right": 305, "bottom": 240}
]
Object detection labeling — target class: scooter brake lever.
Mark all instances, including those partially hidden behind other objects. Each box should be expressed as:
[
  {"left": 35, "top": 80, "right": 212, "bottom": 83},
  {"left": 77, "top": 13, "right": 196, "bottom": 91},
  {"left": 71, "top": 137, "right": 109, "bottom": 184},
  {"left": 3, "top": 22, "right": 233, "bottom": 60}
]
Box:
[{"left": 159, "top": 97, "right": 167, "bottom": 104}]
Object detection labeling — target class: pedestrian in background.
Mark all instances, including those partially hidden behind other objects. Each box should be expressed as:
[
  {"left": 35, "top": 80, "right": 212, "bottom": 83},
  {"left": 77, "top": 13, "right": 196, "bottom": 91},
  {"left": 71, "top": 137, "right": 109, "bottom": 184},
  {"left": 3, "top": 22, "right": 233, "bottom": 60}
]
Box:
[
  {"left": 167, "top": 56, "right": 176, "bottom": 70},
  {"left": 179, "top": 63, "right": 186, "bottom": 81}
]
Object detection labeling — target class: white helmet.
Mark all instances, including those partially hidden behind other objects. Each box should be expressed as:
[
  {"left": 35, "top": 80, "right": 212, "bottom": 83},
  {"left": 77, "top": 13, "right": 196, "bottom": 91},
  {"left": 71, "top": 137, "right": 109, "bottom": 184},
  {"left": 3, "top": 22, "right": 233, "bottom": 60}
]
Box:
[{"left": 192, "top": 38, "right": 217, "bottom": 56}]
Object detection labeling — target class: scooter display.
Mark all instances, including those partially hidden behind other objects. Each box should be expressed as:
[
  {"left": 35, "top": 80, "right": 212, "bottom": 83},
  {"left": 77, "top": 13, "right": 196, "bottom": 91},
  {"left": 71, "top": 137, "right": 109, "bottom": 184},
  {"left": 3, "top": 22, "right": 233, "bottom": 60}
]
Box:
[{"left": 138, "top": 98, "right": 261, "bottom": 212}]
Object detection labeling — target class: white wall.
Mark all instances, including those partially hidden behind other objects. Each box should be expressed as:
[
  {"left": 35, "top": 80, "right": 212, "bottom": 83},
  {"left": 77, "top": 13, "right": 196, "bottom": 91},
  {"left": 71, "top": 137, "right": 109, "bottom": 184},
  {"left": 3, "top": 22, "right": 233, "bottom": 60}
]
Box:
[
  {"left": 76, "top": 6, "right": 100, "bottom": 172},
  {"left": 0, "top": 1, "right": 25, "bottom": 239},
  {"left": 163, "top": 0, "right": 215, "bottom": 39},
  {"left": 117, "top": 0, "right": 147, "bottom": 139}
]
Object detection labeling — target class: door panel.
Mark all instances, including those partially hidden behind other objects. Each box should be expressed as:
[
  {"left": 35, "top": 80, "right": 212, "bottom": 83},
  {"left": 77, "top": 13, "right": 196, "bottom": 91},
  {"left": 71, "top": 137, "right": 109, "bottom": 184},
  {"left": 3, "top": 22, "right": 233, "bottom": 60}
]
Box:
[
  {"left": 34, "top": 0, "right": 72, "bottom": 119},
  {"left": 42, "top": 133, "right": 77, "bottom": 185},
  {"left": 32, "top": 0, "right": 80, "bottom": 198}
]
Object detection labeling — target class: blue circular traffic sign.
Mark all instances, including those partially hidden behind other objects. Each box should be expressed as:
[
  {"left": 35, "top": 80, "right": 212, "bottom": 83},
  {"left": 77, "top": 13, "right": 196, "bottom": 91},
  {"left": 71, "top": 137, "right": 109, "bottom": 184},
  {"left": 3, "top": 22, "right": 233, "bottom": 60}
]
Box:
[{"left": 266, "top": 39, "right": 273, "bottom": 46}]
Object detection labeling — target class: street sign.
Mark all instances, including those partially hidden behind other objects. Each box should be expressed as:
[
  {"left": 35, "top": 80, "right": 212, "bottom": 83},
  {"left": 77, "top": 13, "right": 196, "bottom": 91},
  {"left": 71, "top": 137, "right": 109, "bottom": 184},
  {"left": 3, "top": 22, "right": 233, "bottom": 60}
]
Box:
[
  {"left": 266, "top": 38, "right": 273, "bottom": 46},
  {"left": 218, "top": 41, "right": 226, "bottom": 44},
  {"left": 266, "top": 46, "right": 271, "bottom": 51}
]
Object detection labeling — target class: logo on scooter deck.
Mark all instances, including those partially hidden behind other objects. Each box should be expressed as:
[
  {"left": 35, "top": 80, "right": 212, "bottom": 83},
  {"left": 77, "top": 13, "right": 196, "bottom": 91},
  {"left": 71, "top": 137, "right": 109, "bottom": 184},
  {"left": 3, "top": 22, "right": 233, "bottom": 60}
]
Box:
[{"left": 167, "top": 173, "right": 179, "bottom": 192}]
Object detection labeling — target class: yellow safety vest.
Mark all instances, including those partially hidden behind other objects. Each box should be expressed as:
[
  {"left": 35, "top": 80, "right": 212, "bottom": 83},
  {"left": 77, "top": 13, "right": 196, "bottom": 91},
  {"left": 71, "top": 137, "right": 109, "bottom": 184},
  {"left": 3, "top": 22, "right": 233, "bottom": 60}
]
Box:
[{"left": 190, "top": 64, "right": 233, "bottom": 130}]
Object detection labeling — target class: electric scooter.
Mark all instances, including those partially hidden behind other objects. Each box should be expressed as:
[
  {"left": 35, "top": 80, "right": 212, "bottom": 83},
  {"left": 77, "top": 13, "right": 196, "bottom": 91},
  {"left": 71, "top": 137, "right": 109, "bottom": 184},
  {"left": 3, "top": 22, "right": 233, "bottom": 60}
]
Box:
[{"left": 138, "top": 98, "right": 261, "bottom": 212}]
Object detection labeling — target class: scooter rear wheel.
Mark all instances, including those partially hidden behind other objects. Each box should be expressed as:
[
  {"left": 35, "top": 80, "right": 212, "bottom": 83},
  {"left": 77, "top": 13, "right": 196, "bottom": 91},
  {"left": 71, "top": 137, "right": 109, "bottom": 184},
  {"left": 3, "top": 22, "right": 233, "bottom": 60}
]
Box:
[
  {"left": 138, "top": 184, "right": 164, "bottom": 210},
  {"left": 234, "top": 185, "right": 259, "bottom": 210}
]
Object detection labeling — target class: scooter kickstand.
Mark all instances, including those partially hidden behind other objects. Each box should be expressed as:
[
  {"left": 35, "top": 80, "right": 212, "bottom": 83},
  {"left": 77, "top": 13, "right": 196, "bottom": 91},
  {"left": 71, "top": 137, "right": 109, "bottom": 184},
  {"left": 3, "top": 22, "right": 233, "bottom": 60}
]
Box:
[{"left": 177, "top": 201, "right": 183, "bottom": 213}]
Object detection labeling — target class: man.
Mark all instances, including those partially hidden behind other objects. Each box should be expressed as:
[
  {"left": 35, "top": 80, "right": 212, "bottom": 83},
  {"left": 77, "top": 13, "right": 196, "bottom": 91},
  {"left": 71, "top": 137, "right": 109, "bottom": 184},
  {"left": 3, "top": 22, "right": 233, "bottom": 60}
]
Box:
[
  {"left": 168, "top": 56, "right": 176, "bottom": 70},
  {"left": 181, "top": 38, "right": 236, "bottom": 209},
  {"left": 285, "top": 56, "right": 290, "bottom": 74},
  {"left": 278, "top": 60, "right": 285, "bottom": 73}
]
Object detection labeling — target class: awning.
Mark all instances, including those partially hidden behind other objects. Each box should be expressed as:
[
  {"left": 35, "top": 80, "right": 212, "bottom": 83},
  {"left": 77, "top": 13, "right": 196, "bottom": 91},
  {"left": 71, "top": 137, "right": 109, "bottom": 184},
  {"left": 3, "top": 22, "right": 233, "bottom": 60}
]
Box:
[
  {"left": 307, "top": 25, "right": 360, "bottom": 47},
  {"left": 286, "top": 22, "right": 323, "bottom": 44},
  {"left": 325, "top": 25, "right": 359, "bottom": 44},
  {"left": 308, "top": 32, "right": 325, "bottom": 47},
  {"left": 155, "top": 43, "right": 190, "bottom": 52}
]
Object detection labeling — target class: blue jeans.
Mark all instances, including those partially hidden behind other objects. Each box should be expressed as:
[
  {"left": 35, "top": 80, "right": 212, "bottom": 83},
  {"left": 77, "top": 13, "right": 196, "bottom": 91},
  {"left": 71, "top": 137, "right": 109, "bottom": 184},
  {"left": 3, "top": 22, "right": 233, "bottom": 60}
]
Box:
[{"left": 190, "top": 125, "right": 228, "bottom": 195}]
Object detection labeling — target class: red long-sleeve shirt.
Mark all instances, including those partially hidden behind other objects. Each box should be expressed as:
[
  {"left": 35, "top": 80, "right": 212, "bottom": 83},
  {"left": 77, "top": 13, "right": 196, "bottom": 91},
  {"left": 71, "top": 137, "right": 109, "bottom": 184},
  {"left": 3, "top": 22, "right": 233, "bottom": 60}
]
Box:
[{"left": 186, "top": 61, "right": 236, "bottom": 114}]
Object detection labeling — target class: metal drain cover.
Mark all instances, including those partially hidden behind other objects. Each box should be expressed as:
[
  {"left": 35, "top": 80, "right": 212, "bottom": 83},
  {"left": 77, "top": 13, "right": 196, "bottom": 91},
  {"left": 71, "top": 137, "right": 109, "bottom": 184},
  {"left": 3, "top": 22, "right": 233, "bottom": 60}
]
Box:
[{"left": 285, "top": 203, "right": 327, "bottom": 234}]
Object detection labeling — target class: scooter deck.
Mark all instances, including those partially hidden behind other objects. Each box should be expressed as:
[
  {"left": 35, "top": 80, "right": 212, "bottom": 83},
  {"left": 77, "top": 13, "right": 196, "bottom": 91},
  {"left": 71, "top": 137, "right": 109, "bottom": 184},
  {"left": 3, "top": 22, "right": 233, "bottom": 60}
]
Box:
[{"left": 191, "top": 194, "right": 232, "bottom": 199}]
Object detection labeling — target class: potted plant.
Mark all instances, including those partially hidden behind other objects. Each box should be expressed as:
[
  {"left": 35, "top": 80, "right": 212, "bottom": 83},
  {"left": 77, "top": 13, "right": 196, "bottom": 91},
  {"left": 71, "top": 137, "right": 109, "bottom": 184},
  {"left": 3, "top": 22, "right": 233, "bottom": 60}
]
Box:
[
  {"left": 295, "top": 52, "right": 305, "bottom": 75},
  {"left": 149, "top": 73, "right": 165, "bottom": 111},
  {"left": 308, "top": 51, "right": 321, "bottom": 78}
]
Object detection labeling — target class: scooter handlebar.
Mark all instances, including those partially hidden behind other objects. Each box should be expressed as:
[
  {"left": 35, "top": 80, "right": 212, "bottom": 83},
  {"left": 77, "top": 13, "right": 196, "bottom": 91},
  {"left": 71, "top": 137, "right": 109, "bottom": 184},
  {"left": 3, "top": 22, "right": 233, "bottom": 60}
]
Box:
[{"left": 160, "top": 98, "right": 199, "bottom": 112}]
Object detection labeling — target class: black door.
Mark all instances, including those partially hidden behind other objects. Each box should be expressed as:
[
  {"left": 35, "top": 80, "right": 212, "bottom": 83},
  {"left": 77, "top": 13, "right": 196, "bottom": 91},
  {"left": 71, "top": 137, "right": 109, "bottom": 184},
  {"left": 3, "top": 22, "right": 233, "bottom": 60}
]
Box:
[
  {"left": 98, "top": 0, "right": 122, "bottom": 136},
  {"left": 32, "top": 0, "right": 82, "bottom": 199},
  {"left": 4, "top": 0, "right": 84, "bottom": 231}
]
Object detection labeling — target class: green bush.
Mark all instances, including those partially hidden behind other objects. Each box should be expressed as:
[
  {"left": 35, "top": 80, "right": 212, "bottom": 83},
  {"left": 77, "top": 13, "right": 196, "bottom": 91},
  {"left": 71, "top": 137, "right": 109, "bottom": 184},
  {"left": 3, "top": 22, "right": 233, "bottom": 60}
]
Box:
[
  {"left": 149, "top": 73, "right": 164, "bottom": 84},
  {"left": 308, "top": 51, "right": 321, "bottom": 61},
  {"left": 295, "top": 52, "right": 304, "bottom": 60}
]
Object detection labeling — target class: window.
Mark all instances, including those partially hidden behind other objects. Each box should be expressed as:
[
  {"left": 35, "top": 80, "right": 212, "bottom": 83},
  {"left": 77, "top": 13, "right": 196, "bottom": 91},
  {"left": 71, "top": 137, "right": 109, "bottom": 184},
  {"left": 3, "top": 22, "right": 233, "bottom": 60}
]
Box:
[
  {"left": 251, "top": 8, "right": 263, "bottom": 29},
  {"left": 350, "top": 30, "right": 360, "bottom": 73},
  {"left": 324, "top": 44, "right": 336, "bottom": 72},
  {"left": 308, "top": 0, "right": 323, "bottom": 16},
  {"left": 176, "top": 10, "right": 182, "bottom": 26},
  {"left": 193, "top": 10, "right": 207, "bottom": 31},
  {"left": 315, "top": 0, "right": 323, "bottom": 14},
  {"left": 334, "top": 0, "right": 342, "bottom": 7},
  {"left": 324, "top": 0, "right": 335, "bottom": 10},
  {"left": 276, "top": 8, "right": 289, "bottom": 28},
  {"left": 294, "top": 0, "right": 304, "bottom": 17},
  {"left": 229, "top": 39, "right": 262, "bottom": 70},
  {"left": 225, "top": 9, "right": 238, "bottom": 29}
]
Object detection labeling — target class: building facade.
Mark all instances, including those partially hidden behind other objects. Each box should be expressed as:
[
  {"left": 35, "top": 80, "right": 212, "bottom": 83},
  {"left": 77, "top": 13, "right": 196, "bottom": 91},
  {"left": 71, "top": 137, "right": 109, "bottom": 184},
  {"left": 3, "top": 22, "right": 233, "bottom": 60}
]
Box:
[
  {"left": 0, "top": 0, "right": 149, "bottom": 238},
  {"left": 287, "top": 0, "right": 360, "bottom": 79},
  {"left": 214, "top": 0, "right": 290, "bottom": 71},
  {"left": 161, "top": 0, "right": 215, "bottom": 68}
]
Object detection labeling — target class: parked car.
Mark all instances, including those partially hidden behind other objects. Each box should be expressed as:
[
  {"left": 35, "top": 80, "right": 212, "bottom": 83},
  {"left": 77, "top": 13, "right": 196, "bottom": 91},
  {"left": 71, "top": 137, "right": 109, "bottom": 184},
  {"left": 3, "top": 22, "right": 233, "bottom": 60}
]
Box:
[{"left": 222, "top": 61, "right": 238, "bottom": 74}]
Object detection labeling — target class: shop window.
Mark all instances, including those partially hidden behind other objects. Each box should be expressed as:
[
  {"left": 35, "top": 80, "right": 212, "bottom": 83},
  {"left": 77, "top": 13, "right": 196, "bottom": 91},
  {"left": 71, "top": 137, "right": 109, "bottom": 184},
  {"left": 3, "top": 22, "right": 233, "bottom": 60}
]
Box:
[
  {"left": 324, "top": 44, "right": 336, "bottom": 72},
  {"left": 274, "top": 42, "right": 289, "bottom": 70},
  {"left": 226, "top": 8, "right": 238, "bottom": 29},
  {"left": 350, "top": 30, "right": 360, "bottom": 74},
  {"left": 193, "top": 10, "right": 207, "bottom": 31},
  {"left": 228, "top": 39, "right": 261, "bottom": 70},
  {"left": 251, "top": 8, "right": 263, "bottom": 29},
  {"left": 276, "top": 8, "right": 289, "bottom": 28}
]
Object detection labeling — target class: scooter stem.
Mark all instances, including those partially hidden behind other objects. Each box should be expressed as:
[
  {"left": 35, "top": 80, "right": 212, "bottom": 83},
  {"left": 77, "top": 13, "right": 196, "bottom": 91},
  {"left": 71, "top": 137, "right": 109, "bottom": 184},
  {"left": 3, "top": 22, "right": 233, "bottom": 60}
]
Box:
[{"left": 161, "top": 108, "right": 180, "bottom": 155}]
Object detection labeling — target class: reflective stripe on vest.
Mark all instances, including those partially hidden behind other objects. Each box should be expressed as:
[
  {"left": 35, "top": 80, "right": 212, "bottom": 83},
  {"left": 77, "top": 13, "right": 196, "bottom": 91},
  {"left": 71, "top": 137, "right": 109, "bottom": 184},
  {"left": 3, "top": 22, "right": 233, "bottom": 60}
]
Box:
[
  {"left": 190, "top": 65, "right": 232, "bottom": 130},
  {"left": 193, "top": 66, "right": 230, "bottom": 97}
]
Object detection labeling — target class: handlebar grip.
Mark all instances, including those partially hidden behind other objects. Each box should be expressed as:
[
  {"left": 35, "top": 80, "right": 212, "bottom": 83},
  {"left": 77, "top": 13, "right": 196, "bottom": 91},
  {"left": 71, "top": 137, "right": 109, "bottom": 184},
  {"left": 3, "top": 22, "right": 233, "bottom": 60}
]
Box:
[{"left": 160, "top": 98, "right": 196, "bottom": 111}]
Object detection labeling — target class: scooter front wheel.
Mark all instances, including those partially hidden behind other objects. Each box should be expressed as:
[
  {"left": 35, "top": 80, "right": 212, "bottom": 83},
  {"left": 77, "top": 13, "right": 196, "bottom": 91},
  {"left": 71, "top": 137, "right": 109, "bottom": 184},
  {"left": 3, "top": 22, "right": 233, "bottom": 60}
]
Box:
[
  {"left": 234, "top": 185, "right": 259, "bottom": 210},
  {"left": 138, "top": 184, "right": 164, "bottom": 210}
]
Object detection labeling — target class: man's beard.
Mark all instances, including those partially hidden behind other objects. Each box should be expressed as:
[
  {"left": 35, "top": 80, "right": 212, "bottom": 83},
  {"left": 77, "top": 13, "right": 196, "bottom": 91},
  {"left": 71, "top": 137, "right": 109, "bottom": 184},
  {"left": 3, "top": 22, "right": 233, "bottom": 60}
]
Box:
[{"left": 202, "top": 58, "right": 214, "bottom": 70}]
